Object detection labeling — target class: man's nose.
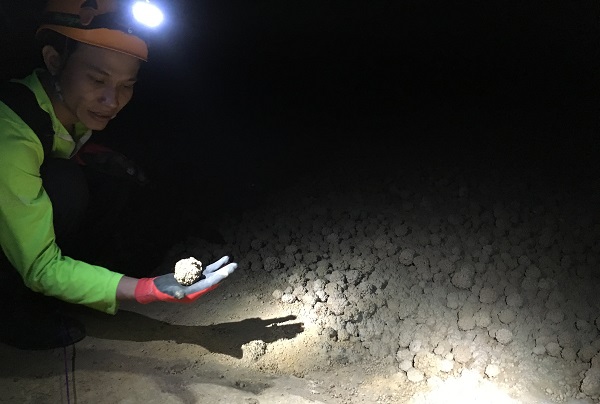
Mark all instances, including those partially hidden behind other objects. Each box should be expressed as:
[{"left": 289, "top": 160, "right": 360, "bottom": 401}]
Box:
[{"left": 99, "top": 87, "right": 119, "bottom": 108}]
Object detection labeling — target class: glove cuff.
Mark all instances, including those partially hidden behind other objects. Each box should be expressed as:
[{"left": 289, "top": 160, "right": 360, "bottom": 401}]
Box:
[{"left": 134, "top": 278, "right": 159, "bottom": 304}]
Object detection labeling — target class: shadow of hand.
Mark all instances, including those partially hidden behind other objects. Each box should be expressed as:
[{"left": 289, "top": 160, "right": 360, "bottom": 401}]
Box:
[{"left": 81, "top": 310, "right": 304, "bottom": 359}]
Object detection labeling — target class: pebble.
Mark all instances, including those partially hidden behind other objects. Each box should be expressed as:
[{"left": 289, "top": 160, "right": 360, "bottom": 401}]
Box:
[
  {"left": 495, "top": 328, "right": 514, "bottom": 345},
  {"left": 406, "top": 368, "right": 425, "bottom": 383},
  {"left": 485, "top": 364, "right": 500, "bottom": 378},
  {"left": 498, "top": 309, "right": 517, "bottom": 324}
]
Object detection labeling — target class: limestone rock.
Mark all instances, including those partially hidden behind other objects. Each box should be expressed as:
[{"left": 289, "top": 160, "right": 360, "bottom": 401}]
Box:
[{"left": 174, "top": 257, "right": 203, "bottom": 286}]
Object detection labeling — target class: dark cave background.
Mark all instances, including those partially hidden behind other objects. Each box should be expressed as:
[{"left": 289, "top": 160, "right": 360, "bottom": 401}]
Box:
[{"left": 1, "top": 0, "right": 599, "bottom": 270}]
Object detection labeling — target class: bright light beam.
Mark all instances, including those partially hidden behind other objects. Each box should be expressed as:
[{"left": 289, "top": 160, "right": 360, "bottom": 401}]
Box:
[
  {"left": 410, "top": 370, "right": 519, "bottom": 404},
  {"left": 132, "top": 1, "right": 164, "bottom": 28}
]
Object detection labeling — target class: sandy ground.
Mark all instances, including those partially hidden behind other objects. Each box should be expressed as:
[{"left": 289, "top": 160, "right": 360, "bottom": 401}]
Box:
[{"left": 1, "top": 155, "right": 600, "bottom": 404}]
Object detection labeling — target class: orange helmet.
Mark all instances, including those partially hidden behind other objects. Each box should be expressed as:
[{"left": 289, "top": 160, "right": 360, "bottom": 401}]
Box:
[{"left": 37, "top": 0, "right": 150, "bottom": 61}]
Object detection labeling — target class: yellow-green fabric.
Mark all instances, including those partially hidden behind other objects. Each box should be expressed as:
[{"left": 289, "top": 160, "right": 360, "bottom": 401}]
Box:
[{"left": 0, "top": 70, "right": 123, "bottom": 314}]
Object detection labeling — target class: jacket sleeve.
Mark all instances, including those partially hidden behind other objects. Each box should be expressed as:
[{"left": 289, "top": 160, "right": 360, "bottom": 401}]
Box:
[{"left": 0, "top": 117, "right": 123, "bottom": 314}]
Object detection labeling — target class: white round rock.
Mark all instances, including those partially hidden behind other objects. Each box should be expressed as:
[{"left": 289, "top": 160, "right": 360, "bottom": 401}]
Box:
[{"left": 174, "top": 257, "right": 203, "bottom": 286}]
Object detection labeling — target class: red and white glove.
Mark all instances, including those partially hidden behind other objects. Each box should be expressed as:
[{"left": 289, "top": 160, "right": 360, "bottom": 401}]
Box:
[{"left": 135, "top": 256, "right": 237, "bottom": 304}]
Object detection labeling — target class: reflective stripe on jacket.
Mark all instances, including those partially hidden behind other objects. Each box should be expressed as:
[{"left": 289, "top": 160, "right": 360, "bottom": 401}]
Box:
[{"left": 0, "top": 69, "right": 123, "bottom": 314}]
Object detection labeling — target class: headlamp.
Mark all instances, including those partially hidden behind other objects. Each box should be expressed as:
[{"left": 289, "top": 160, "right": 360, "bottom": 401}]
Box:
[
  {"left": 37, "top": 0, "right": 167, "bottom": 60},
  {"left": 132, "top": 1, "right": 164, "bottom": 28},
  {"left": 40, "top": 0, "right": 165, "bottom": 38}
]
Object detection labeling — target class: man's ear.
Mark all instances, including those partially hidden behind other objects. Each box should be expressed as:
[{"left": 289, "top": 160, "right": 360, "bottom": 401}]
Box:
[{"left": 41, "top": 45, "right": 62, "bottom": 76}]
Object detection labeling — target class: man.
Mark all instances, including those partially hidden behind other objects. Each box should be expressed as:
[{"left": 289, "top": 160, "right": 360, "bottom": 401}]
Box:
[{"left": 0, "top": 0, "right": 236, "bottom": 350}]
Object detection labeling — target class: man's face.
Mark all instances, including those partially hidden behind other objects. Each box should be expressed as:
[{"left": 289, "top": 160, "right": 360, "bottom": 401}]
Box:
[{"left": 57, "top": 43, "right": 141, "bottom": 131}]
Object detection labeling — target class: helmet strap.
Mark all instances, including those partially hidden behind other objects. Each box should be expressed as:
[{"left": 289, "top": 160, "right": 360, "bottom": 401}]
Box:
[
  {"left": 49, "top": 72, "right": 78, "bottom": 133},
  {"left": 51, "top": 75, "right": 64, "bottom": 103}
]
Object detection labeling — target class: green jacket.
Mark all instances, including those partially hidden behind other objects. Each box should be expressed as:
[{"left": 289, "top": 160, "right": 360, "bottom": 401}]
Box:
[{"left": 0, "top": 70, "right": 123, "bottom": 314}]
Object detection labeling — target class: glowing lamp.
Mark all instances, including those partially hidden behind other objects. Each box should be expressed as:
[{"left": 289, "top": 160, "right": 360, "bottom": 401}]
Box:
[{"left": 132, "top": 0, "right": 164, "bottom": 28}]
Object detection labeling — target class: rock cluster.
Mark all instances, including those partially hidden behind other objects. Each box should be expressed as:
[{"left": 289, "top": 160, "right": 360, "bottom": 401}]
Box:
[{"left": 169, "top": 164, "right": 600, "bottom": 402}]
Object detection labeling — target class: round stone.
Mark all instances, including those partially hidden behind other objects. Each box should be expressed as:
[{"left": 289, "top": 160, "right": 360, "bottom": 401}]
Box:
[
  {"left": 174, "top": 257, "right": 203, "bottom": 286},
  {"left": 485, "top": 364, "right": 500, "bottom": 378},
  {"left": 406, "top": 368, "right": 425, "bottom": 383},
  {"left": 495, "top": 328, "right": 514, "bottom": 345}
]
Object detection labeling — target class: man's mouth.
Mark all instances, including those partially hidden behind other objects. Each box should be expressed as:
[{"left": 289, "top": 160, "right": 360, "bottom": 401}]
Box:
[{"left": 89, "top": 111, "right": 114, "bottom": 121}]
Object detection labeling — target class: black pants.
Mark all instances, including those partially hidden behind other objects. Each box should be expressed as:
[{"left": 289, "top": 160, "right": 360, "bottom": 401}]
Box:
[{"left": 0, "top": 157, "right": 133, "bottom": 313}]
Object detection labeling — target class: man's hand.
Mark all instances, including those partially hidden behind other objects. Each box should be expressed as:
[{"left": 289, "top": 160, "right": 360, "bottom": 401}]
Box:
[{"left": 135, "top": 256, "right": 237, "bottom": 304}]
